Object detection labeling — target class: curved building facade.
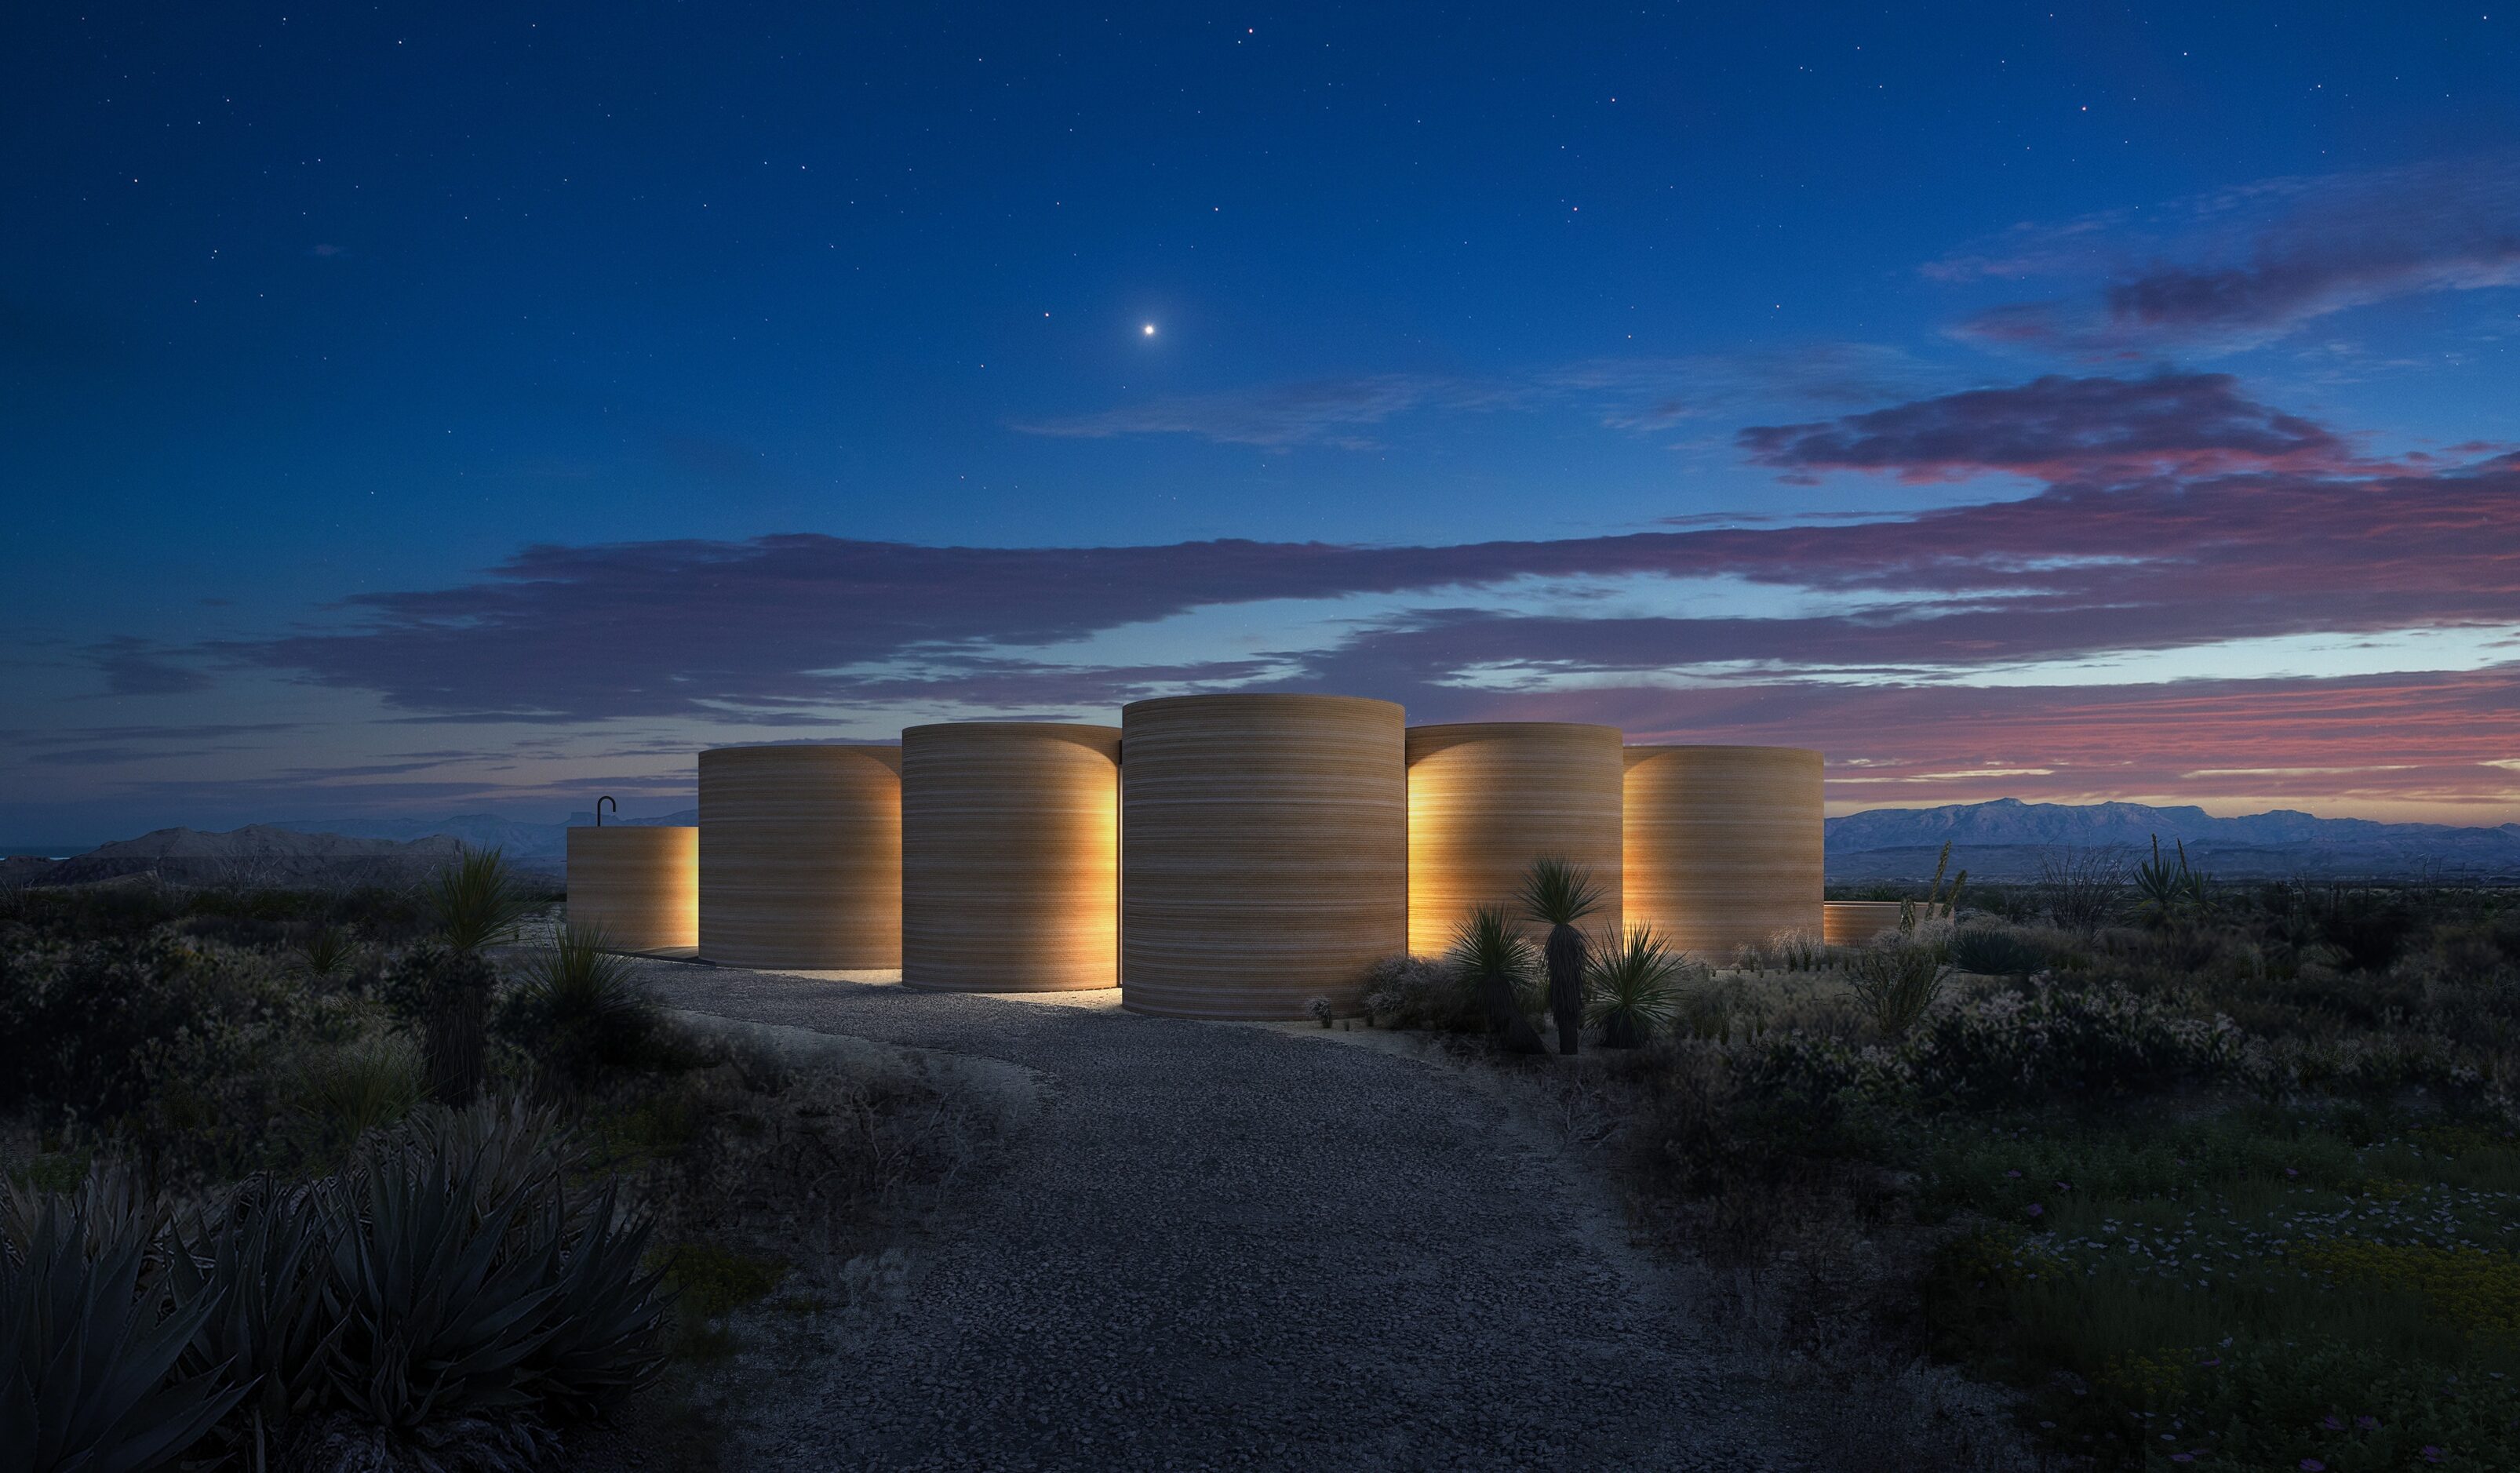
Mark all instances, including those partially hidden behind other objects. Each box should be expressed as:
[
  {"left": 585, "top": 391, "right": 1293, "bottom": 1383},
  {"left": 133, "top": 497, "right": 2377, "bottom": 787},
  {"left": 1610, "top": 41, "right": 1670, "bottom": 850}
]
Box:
[
  {"left": 697, "top": 743, "right": 902, "bottom": 969},
  {"left": 901, "top": 722, "right": 1122, "bottom": 992},
  {"left": 1120, "top": 693, "right": 1407, "bottom": 1019},
  {"left": 564, "top": 825, "right": 698, "bottom": 952},
  {"left": 1622, "top": 745, "right": 1824, "bottom": 961},
  {"left": 1404, "top": 722, "right": 1623, "bottom": 955}
]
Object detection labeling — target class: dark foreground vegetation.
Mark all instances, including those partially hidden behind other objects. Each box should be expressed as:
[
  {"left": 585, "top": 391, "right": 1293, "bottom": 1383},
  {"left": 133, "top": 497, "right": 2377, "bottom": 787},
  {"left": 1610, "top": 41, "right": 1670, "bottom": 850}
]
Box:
[
  {"left": 1375, "top": 854, "right": 2520, "bottom": 1472},
  {"left": 1, "top": 861, "right": 974, "bottom": 1472}
]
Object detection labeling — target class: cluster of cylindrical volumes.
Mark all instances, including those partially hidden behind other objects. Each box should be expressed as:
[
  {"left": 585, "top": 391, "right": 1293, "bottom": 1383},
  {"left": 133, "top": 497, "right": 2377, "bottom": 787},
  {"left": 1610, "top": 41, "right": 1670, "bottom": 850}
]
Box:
[{"left": 566, "top": 694, "right": 1824, "bottom": 1020}]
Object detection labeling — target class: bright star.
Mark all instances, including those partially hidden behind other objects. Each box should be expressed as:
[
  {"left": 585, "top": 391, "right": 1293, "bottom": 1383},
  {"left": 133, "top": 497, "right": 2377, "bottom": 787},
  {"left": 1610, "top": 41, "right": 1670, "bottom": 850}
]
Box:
[{"left": 1142, "top": 323, "right": 1156, "bottom": 336}]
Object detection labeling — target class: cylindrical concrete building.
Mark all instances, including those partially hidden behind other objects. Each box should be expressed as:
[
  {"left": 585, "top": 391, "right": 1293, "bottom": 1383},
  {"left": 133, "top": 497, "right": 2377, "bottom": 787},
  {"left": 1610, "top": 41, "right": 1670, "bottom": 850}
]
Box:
[
  {"left": 1120, "top": 694, "right": 1407, "bottom": 1019},
  {"left": 1405, "top": 722, "right": 1623, "bottom": 955},
  {"left": 1622, "top": 745, "right": 1824, "bottom": 962},
  {"left": 901, "top": 722, "right": 1121, "bottom": 992},
  {"left": 697, "top": 743, "right": 902, "bottom": 969},
  {"left": 565, "top": 825, "right": 698, "bottom": 952}
]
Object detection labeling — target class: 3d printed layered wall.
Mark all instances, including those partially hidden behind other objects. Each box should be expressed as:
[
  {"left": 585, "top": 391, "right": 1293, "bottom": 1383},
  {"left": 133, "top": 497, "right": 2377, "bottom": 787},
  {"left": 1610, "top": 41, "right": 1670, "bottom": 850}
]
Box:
[
  {"left": 1404, "top": 722, "right": 1624, "bottom": 954},
  {"left": 563, "top": 825, "right": 697, "bottom": 952},
  {"left": 1622, "top": 744, "right": 1825, "bottom": 959},
  {"left": 901, "top": 722, "right": 1121, "bottom": 992},
  {"left": 697, "top": 743, "right": 902, "bottom": 969},
  {"left": 1119, "top": 693, "right": 1406, "bottom": 1019}
]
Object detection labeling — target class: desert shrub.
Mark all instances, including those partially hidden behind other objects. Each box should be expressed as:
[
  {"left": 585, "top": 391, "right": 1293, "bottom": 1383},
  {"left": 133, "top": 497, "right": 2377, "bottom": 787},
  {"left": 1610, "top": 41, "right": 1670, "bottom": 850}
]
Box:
[
  {"left": 1946, "top": 921, "right": 2081, "bottom": 978},
  {"left": 497, "top": 926, "right": 663, "bottom": 1089},
  {"left": 1357, "top": 952, "right": 1475, "bottom": 1030},
  {"left": 0, "top": 935, "right": 334, "bottom": 1136},
  {"left": 1909, "top": 979, "right": 2246, "bottom": 1107},
  {"left": 1738, "top": 927, "right": 1833, "bottom": 973},
  {"left": 290, "top": 1034, "right": 428, "bottom": 1161},
  {"left": 1844, "top": 933, "right": 1951, "bottom": 1038}
]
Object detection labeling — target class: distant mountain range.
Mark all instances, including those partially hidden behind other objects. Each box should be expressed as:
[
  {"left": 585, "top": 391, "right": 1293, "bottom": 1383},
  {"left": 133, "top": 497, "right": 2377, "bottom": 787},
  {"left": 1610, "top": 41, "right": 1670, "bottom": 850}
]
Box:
[
  {"left": 0, "top": 810, "right": 695, "bottom": 889},
  {"left": 1828, "top": 798, "right": 2520, "bottom": 882},
  {"left": 5, "top": 799, "right": 2515, "bottom": 891},
  {"left": 260, "top": 809, "right": 699, "bottom": 868}
]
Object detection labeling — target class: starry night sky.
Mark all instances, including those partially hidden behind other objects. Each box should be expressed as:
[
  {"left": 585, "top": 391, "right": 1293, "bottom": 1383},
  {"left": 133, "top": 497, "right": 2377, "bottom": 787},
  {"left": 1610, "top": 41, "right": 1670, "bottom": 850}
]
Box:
[{"left": 5, "top": 2, "right": 2518, "bottom": 845}]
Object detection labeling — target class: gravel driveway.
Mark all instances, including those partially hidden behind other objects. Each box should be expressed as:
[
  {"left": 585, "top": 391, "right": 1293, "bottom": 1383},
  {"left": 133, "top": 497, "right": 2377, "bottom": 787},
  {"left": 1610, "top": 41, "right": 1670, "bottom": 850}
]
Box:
[{"left": 628, "top": 963, "right": 1806, "bottom": 1472}]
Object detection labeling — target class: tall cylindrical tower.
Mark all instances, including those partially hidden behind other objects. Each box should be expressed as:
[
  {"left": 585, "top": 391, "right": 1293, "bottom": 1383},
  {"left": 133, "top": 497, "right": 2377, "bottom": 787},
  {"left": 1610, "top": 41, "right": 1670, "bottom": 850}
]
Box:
[
  {"left": 1405, "top": 722, "right": 1623, "bottom": 955},
  {"left": 697, "top": 743, "right": 902, "bottom": 969},
  {"left": 564, "top": 825, "right": 698, "bottom": 952},
  {"left": 1621, "top": 745, "right": 1824, "bottom": 961},
  {"left": 901, "top": 722, "right": 1122, "bottom": 992},
  {"left": 1120, "top": 693, "right": 1407, "bottom": 1019}
]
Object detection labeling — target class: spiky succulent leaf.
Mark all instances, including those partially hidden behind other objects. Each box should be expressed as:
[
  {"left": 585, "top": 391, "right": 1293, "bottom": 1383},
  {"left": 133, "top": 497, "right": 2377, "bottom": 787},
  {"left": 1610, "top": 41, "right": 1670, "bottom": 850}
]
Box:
[
  {"left": 0, "top": 1191, "right": 242, "bottom": 1473},
  {"left": 1518, "top": 856, "right": 1607, "bottom": 929},
  {"left": 1584, "top": 924, "right": 1682, "bottom": 1040},
  {"left": 431, "top": 846, "right": 528, "bottom": 955}
]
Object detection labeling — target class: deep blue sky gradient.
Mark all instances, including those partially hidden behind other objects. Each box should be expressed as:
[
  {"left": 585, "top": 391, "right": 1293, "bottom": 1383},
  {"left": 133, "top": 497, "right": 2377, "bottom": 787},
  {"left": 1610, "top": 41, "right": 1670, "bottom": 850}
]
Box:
[{"left": 6, "top": 3, "right": 2518, "bottom": 842}]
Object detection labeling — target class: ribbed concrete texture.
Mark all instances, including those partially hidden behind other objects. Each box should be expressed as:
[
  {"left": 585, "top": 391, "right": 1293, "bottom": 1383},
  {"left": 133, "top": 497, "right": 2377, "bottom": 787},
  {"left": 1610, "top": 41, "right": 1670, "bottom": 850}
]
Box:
[
  {"left": 1120, "top": 693, "right": 1407, "bottom": 1019},
  {"left": 1822, "top": 900, "right": 1950, "bottom": 947},
  {"left": 1405, "top": 722, "right": 1623, "bottom": 955},
  {"left": 901, "top": 722, "right": 1122, "bottom": 992},
  {"left": 1621, "top": 745, "right": 1824, "bottom": 961},
  {"left": 698, "top": 744, "right": 902, "bottom": 969},
  {"left": 564, "top": 825, "right": 697, "bottom": 951}
]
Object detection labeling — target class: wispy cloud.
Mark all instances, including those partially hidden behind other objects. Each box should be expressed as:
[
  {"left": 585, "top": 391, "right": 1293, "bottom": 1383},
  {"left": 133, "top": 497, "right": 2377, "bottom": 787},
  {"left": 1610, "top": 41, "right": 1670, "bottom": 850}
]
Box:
[
  {"left": 1007, "top": 344, "right": 1941, "bottom": 448},
  {"left": 1737, "top": 372, "right": 2358, "bottom": 483},
  {"left": 213, "top": 375, "right": 2519, "bottom": 728},
  {"left": 1937, "top": 155, "right": 2520, "bottom": 355},
  {"left": 83, "top": 637, "right": 213, "bottom": 696}
]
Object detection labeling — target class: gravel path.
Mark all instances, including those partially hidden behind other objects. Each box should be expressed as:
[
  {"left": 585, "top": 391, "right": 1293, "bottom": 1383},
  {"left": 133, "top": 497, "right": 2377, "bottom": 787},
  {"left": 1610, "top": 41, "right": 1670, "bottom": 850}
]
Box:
[{"left": 628, "top": 963, "right": 1807, "bottom": 1472}]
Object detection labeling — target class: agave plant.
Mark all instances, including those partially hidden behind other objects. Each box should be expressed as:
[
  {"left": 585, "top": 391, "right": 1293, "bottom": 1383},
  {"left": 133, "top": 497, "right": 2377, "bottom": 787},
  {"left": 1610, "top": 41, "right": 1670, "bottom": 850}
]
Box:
[
  {"left": 1448, "top": 904, "right": 1545, "bottom": 1055},
  {"left": 0, "top": 1190, "right": 242, "bottom": 1473},
  {"left": 1583, "top": 924, "right": 1681, "bottom": 1048},
  {"left": 322, "top": 1131, "right": 563, "bottom": 1445},
  {"left": 1520, "top": 856, "right": 1607, "bottom": 1056},
  {"left": 518, "top": 1177, "right": 668, "bottom": 1424},
  {"left": 166, "top": 1179, "right": 343, "bottom": 1471}
]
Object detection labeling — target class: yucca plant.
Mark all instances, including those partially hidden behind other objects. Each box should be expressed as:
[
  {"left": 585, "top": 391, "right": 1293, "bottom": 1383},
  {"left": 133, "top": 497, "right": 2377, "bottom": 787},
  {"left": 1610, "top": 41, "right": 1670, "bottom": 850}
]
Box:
[
  {"left": 2132, "top": 834, "right": 2209, "bottom": 929},
  {"left": 1520, "top": 856, "right": 1607, "bottom": 1056},
  {"left": 1448, "top": 904, "right": 1545, "bottom": 1055},
  {"left": 421, "top": 846, "right": 529, "bottom": 1107},
  {"left": 432, "top": 846, "right": 529, "bottom": 955},
  {"left": 166, "top": 1179, "right": 343, "bottom": 1472},
  {"left": 0, "top": 1191, "right": 243, "bottom": 1473},
  {"left": 292, "top": 923, "right": 359, "bottom": 984},
  {"left": 500, "top": 925, "right": 658, "bottom": 1091},
  {"left": 1584, "top": 924, "right": 1681, "bottom": 1048}
]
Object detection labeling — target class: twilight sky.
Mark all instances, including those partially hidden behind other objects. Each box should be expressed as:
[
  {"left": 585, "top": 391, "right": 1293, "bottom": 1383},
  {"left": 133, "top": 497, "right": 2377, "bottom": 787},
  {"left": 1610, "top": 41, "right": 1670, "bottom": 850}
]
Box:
[{"left": 5, "top": 2, "right": 2518, "bottom": 845}]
